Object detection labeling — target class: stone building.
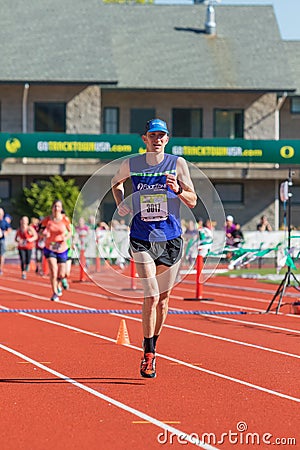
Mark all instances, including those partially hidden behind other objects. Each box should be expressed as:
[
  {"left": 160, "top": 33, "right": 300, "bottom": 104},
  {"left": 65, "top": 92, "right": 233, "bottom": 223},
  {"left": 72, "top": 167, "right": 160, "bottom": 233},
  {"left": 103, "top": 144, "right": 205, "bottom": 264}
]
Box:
[{"left": 0, "top": 1, "right": 299, "bottom": 229}]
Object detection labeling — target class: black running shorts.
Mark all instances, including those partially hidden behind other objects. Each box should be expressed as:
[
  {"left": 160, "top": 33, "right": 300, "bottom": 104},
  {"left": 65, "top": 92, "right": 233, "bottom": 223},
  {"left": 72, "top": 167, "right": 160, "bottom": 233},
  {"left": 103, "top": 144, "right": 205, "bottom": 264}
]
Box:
[{"left": 129, "top": 236, "right": 183, "bottom": 267}]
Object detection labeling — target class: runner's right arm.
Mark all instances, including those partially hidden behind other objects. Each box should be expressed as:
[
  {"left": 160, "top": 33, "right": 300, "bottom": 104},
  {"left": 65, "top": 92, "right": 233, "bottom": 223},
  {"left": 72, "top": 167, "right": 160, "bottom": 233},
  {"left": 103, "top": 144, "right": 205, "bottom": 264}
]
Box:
[{"left": 111, "top": 159, "right": 131, "bottom": 216}]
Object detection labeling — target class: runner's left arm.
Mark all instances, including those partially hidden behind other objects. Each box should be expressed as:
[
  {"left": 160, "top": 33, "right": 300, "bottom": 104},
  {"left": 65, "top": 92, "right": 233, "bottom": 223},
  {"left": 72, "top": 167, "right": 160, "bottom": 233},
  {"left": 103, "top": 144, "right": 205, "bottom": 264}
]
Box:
[{"left": 166, "top": 157, "right": 197, "bottom": 209}]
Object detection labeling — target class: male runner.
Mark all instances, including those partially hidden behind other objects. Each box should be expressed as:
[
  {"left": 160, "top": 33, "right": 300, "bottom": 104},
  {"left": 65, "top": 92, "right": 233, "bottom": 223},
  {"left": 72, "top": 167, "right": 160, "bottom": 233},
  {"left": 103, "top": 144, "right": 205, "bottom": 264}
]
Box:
[{"left": 112, "top": 118, "right": 197, "bottom": 378}]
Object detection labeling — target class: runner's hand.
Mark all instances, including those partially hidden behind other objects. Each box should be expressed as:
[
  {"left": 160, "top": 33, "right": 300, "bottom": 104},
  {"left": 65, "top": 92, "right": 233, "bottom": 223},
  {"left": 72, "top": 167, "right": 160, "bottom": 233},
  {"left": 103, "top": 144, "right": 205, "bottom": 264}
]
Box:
[
  {"left": 166, "top": 174, "right": 180, "bottom": 194},
  {"left": 118, "top": 202, "right": 132, "bottom": 216}
]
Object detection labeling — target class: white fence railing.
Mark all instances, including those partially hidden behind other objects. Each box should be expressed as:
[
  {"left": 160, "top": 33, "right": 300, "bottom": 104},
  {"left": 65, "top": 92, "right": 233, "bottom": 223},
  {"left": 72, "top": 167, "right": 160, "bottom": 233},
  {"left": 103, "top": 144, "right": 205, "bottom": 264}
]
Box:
[{"left": 5, "top": 229, "right": 300, "bottom": 264}]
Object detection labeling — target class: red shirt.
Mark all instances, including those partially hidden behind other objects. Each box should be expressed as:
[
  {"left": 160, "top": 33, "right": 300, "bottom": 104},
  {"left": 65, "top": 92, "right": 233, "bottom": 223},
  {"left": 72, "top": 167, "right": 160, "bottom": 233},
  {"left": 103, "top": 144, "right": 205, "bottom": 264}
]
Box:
[
  {"left": 41, "top": 215, "right": 71, "bottom": 253},
  {"left": 16, "top": 226, "right": 37, "bottom": 250}
]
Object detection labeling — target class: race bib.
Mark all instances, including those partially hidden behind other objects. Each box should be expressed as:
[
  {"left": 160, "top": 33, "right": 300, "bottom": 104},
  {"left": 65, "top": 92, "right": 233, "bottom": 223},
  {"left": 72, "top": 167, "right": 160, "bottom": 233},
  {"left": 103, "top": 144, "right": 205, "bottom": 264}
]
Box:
[
  {"left": 50, "top": 242, "right": 61, "bottom": 251},
  {"left": 140, "top": 192, "right": 168, "bottom": 222}
]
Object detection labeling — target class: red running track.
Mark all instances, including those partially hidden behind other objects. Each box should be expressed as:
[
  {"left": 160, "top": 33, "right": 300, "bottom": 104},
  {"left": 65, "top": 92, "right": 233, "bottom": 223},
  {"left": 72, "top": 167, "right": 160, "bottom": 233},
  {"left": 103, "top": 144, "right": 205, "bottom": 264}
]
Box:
[{"left": 0, "top": 264, "right": 299, "bottom": 449}]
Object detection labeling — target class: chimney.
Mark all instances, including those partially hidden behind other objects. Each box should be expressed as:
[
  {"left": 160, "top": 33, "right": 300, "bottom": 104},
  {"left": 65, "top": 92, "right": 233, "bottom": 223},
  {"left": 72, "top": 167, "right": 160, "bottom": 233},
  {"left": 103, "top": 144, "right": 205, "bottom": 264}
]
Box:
[{"left": 205, "top": 3, "right": 216, "bottom": 35}]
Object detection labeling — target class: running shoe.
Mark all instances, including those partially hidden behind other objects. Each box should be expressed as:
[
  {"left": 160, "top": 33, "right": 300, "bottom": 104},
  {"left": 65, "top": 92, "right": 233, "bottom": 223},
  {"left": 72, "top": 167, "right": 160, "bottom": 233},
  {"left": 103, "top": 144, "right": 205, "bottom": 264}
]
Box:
[
  {"left": 140, "top": 352, "right": 156, "bottom": 378},
  {"left": 51, "top": 293, "right": 59, "bottom": 302},
  {"left": 61, "top": 278, "right": 69, "bottom": 290},
  {"left": 57, "top": 287, "right": 62, "bottom": 297},
  {"left": 22, "top": 273, "right": 27, "bottom": 280}
]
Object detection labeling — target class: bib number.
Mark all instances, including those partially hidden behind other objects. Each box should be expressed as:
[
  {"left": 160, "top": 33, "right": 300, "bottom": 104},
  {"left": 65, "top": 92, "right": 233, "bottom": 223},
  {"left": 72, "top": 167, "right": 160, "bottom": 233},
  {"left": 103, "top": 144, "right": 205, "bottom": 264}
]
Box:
[
  {"left": 140, "top": 192, "right": 168, "bottom": 222},
  {"left": 50, "top": 242, "right": 61, "bottom": 251}
]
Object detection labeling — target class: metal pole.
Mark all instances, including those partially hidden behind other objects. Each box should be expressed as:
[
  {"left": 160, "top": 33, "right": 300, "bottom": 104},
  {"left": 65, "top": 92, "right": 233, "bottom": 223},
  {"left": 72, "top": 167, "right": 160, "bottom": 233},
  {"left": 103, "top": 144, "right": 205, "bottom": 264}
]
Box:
[{"left": 22, "top": 83, "right": 30, "bottom": 133}]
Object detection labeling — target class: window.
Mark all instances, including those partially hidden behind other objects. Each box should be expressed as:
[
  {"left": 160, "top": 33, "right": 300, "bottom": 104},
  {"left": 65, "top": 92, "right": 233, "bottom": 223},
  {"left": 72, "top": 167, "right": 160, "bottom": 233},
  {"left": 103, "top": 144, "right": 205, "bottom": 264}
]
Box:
[
  {"left": 172, "top": 108, "right": 202, "bottom": 137},
  {"left": 130, "top": 108, "right": 155, "bottom": 134},
  {"left": 292, "top": 186, "right": 300, "bottom": 204},
  {"left": 103, "top": 107, "right": 119, "bottom": 133},
  {"left": 214, "top": 183, "right": 244, "bottom": 204},
  {"left": 214, "top": 109, "right": 244, "bottom": 138},
  {"left": 290, "top": 97, "right": 300, "bottom": 114},
  {"left": 0, "top": 179, "right": 11, "bottom": 200},
  {"left": 34, "top": 102, "right": 66, "bottom": 132}
]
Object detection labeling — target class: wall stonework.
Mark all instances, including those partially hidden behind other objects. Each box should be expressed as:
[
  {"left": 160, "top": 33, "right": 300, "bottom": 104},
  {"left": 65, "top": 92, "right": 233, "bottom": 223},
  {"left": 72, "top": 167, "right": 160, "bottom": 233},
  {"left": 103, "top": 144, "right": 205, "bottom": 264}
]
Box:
[
  {"left": 244, "top": 93, "right": 276, "bottom": 139},
  {"left": 102, "top": 90, "right": 277, "bottom": 139},
  {"left": 67, "top": 85, "right": 101, "bottom": 134}
]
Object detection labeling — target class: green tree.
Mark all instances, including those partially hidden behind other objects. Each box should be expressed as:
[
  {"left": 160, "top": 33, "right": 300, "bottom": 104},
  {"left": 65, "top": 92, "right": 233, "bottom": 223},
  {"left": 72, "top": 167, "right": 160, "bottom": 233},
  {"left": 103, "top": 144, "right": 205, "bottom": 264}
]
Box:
[{"left": 14, "top": 176, "right": 83, "bottom": 220}]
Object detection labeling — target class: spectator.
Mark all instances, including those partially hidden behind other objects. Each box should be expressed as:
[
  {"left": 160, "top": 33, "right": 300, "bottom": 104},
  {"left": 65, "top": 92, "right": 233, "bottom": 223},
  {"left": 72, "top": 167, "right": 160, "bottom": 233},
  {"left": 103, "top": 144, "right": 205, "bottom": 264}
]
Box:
[
  {"left": 95, "top": 221, "right": 109, "bottom": 261},
  {"left": 31, "top": 217, "right": 44, "bottom": 274},
  {"left": 117, "top": 219, "right": 129, "bottom": 232},
  {"left": 197, "top": 217, "right": 204, "bottom": 230},
  {"left": 183, "top": 220, "right": 198, "bottom": 264},
  {"left": 4, "top": 214, "right": 13, "bottom": 233},
  {"left": 225, "top": 215, "right": 244, "bottom": 261},
  {"left": 197, "top": 218, "right": 214, "bottom": 258},
  {"left": 15, "top": 216, "right": 38, "bottom": 279},
  {"left": 65, "top": 222, "right": 75, "bottom": 282},
  {"left": 231, "top": 223, "right": 244, "bottom": 246},
  {"left": 204, "top": 219, "right": 216, "bottom": 233},
  {"left": 88, "top": 215, "right": 96, "bottom": 230},
  {"left": 257, "top": 215, "right": 272, "bottom": 232},
  {"left": 184, "top": 220, "right": 198, "bottom": 238},
  {"left": 96, "top": 221, "right": 109, "bottom": 231},
  {"left": 0, "top": 208, "right": 12, "bottom": 275},
  {"left": 76, "top": 217, "right": 90, "bottom": 250},
  {"left": 225, "top": 215, "right": 237, "bottom": 247}
]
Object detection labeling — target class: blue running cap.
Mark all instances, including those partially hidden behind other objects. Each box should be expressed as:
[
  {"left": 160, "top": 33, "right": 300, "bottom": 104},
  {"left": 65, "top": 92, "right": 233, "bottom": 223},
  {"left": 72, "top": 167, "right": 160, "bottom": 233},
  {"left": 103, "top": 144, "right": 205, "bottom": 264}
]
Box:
[{"left": 145, "top": 118, "right": 169, "bottom": 134}]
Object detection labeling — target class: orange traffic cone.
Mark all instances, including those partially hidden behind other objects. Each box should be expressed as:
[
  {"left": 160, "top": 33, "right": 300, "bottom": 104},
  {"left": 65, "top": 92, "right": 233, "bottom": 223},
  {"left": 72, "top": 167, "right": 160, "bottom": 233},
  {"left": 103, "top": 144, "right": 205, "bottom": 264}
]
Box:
[
  {"left": 29, "top": 260, "right": 36, "bottom": 272},
  {"left": 116, "top": 319, "right": 130, "bottom": 345},
  {"left": 79, "top": 249, "right": 87, "bottom": 281},
  {"left": 95, "top": 256, "right": 101, "bottom": 272},
  {"left": 42, "top": 255, "right": 49, "bottom": 275}
]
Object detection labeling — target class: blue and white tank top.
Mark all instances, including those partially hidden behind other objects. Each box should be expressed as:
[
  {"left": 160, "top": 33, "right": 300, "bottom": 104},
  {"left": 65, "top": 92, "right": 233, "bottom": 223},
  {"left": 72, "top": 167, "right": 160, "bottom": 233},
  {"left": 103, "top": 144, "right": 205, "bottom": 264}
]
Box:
[{"left": 129, "top": 153, "right": 182, "bottom": 242}]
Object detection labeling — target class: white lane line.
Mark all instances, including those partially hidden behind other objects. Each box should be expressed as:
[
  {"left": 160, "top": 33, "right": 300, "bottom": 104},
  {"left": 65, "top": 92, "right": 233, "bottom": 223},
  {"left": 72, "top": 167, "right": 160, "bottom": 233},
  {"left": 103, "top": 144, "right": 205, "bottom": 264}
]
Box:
[
  {"left": 175, "top": 285, "right": 300, "bottom": 313},
  {"left": 175, "top": 288, "right": 271, "bottom": 305},
  {"left": 0, "top": 285, "right": 50, "bottom": 301},
  {"left": 0, "top": 277, "right": 144, "bottom": 305},
  {"left": 206, "top": 281, "right": 299, "bottom": 298},
  {"left": 174, "top": 297, "right": 264, "bottom": 313},
  {"left": 111, "top": 313, "right": 300, "bottom": 360},
  {"left": 52, "top": 288, "right": 300, "bottom": 320},
  {"left": 0, "top": 273, "right": 294, "bottom": 314},
  {"left": 2, "top": 298, "right": 300, "bottom": 361},
  {"left": 2, "top": 310, "right": 300, "bottom": 404},
  {"left": 4, "top": 267, "right": 299, "bottom": 300},
  {"left": 0, "top": 343, "right": 216, "bottom": 450},
  {"left": 200, "top": 314, "right": 300, "bottom": 334},
  {"left": 1, "top": 282, "right": 300, "bottom": 336},
  {"left": 170, "top": 294, "right": 300, "bottom": 321}
]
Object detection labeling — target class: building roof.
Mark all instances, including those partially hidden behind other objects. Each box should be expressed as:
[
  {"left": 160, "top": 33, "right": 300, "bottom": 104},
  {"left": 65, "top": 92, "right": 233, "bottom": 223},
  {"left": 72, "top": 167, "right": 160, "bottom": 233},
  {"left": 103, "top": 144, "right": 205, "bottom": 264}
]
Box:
[
  {"left": 0, "top": 1, "right": 296, "bottom": 91},
  {"left": 283, "top": 41, "right": 300, "bottom": 94}
]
